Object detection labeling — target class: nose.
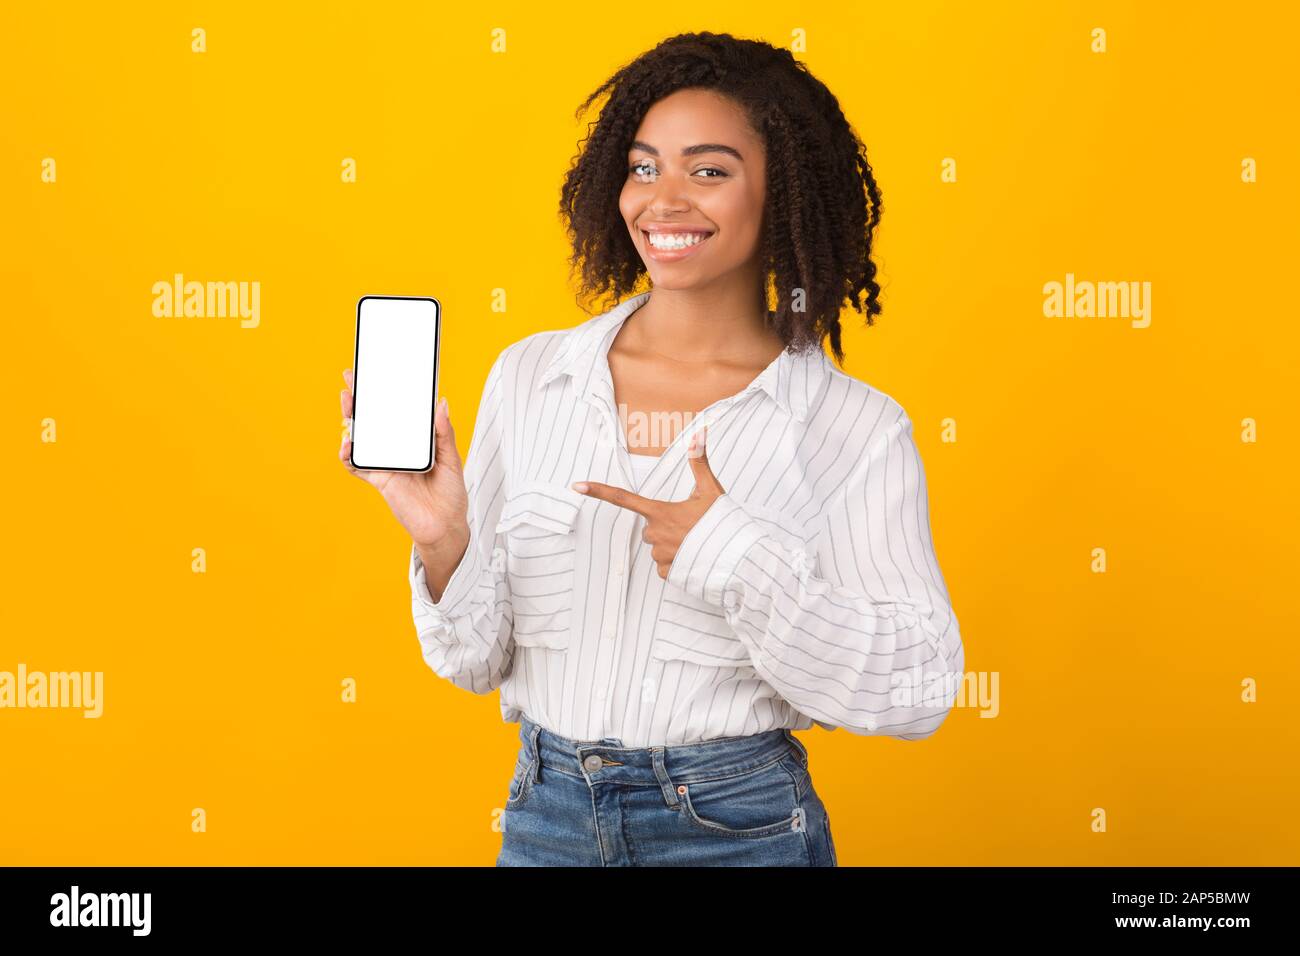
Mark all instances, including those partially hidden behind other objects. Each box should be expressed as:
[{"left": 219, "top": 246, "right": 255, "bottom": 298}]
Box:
[{"left": 649, "top": 173, "right": 691, "bottom": 214}]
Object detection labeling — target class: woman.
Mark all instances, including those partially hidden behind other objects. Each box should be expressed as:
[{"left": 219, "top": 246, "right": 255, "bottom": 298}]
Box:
[{"left": 339, "top": 32, "right": 963, "bottom": 866}]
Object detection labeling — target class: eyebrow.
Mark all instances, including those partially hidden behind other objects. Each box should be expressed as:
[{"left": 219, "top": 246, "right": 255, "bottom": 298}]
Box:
[{"left": 629, "top": 140, "right": 744, "bottom": 162}]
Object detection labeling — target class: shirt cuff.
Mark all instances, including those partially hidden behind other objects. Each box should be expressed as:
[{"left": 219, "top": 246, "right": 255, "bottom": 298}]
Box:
[
  {"left": 409, "top": 531, "right": 482, "bottom": 624},
  {"left": 666, "top": 494, "right": 768, "bottom": 608}
]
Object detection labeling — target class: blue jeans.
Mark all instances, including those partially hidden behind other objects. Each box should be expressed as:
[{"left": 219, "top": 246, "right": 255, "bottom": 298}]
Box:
[{"left": 496, "top": 714, "right": 838, "bottom": 866}]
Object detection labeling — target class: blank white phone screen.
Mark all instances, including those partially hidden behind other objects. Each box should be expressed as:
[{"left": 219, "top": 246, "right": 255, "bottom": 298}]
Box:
[{"left": 351, "top": 297, "right": 439, "bottom": 471}]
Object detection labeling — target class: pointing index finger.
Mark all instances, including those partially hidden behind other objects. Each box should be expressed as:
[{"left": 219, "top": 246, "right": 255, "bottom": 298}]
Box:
[{"left": 572, "top": 480, "right": 662, "bottom": 518}]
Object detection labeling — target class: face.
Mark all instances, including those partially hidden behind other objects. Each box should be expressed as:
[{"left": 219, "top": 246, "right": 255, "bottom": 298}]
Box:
[{"left": 619, "top": 87, "right": 767, "bottom": 291}]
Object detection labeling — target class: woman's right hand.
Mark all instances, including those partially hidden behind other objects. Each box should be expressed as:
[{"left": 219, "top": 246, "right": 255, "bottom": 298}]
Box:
[{"left": 338, "top": 369, "right": 470, "bottom": 552}]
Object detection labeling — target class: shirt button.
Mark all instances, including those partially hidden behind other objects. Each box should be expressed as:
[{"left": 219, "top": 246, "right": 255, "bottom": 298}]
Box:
[
  {"left": 595, "top": 686, "right": 606, "bottom": 701},
  {"left": 583, "top": 754, "right": 603, "bottom": 772},
  {"left": 603, "top": 628, "right": 615, "bottom": 640}
]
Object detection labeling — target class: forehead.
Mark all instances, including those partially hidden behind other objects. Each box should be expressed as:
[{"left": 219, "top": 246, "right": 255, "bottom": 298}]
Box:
[{"left": 630, "top": 88, "right": 762, "bottom": 151}]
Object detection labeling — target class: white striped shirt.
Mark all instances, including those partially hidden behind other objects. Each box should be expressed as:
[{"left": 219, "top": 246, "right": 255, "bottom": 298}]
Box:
[{"left": 410, "top": 290, "right": 964, "bottom": 747}]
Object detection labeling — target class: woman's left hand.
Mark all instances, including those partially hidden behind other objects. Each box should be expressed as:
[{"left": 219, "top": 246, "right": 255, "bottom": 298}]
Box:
[{"left": 571, "top": 427, "right": 721, "bottom": 579}]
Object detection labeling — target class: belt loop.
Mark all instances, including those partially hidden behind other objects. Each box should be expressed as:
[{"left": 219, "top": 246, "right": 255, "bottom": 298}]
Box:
[
  {"left": 784, "top": 728, "right": 809, "bottom": 767},
  {"left": 528, "top": 722, "right": 543, "bottom": 783},
  {"left": 651, "top": 747, "right": 680, "bottom": 808}
]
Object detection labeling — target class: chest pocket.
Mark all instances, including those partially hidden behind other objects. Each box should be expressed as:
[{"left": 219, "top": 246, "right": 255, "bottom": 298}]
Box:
[
  {"left": 495, "top": 479, "right": 585, "bottom": 651},
  {"left": 651, "top": 499, "right": 818, "bottom": 672}
]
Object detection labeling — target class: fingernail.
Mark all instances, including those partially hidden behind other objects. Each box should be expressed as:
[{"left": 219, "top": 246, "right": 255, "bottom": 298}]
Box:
[
  {"left": 571, "top": 481, "right": 589, "bottom": 493},
  {"left": 441, "top": 397, "right": 449, "bottom": 416}
]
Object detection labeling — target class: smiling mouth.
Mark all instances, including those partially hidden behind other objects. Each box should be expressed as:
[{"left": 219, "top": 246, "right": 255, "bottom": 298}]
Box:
[{"left": 641, "top": 230, "right": 715, "bottom": 257}]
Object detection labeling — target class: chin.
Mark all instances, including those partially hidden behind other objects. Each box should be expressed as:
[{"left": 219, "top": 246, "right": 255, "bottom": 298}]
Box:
[{"left": 644, "top": 266, "right": 717, "bottom": 290}]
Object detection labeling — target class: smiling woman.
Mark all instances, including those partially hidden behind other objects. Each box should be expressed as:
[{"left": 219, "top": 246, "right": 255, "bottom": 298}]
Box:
[
  {"left": 339, "top": 31, "right": 962, "bottom": 868},
  {"left": 620, "top": 100, "right": 768, "bottom": 295},
  {"left": 559, "top": 32, "right": 884, "bottom": 363}
]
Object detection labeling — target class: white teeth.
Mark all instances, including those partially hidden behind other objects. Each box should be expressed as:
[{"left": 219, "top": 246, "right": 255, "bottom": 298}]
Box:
[{"left": 647, "top": 232, "right": 709, "bottom": 249}]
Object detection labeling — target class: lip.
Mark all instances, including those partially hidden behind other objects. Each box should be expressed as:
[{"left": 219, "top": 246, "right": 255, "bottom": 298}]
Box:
[{"left": 640, "top": 227, "right": 715, "bottom": 262}]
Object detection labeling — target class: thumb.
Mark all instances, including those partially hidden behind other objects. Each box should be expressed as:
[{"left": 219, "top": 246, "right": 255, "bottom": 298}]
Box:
[
  {"left": 433, "top": 396, "right": 463, "bottom": 474},
  {"left": 686, "top": 424, "right": 724, "bottom": 496}
]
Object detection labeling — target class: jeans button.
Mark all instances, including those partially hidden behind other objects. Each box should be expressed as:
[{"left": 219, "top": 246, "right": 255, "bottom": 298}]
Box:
[{"left": 583, "top": 754, "right": 603, "bottom": 772}]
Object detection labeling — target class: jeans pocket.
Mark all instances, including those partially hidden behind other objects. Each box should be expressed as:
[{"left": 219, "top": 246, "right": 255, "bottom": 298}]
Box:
[
  {"left": 675, "top": 754, "right": 805, "bottom": 838},
  {"left": 504, "top": 743, "right": 536, "bottom": 810}
]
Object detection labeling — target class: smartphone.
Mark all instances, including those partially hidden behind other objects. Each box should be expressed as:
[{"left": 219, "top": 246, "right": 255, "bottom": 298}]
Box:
[{"left": 348, "top": 295, "right": 442, "bottom": 472}]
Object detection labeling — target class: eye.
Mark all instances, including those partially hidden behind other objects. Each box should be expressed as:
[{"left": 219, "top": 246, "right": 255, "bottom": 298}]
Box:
[{"left": 627, "top": 162, "right": 729, "bottom": 182}]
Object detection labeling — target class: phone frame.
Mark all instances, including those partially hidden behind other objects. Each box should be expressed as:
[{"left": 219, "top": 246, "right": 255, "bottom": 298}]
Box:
[{"left": 348, "top": 294, "right": 442, "bottom": 473}]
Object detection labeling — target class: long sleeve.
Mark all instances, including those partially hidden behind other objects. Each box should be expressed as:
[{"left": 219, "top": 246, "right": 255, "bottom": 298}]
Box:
[
  {"left": 409, "top": 348, "right": 514, "bottom": 695},
  {"left": 666, "top": 414, "right": 963, "bottom": 739}
]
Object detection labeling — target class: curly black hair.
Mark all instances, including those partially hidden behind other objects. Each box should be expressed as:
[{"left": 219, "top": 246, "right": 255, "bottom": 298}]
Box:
[{"left": 558, "top": 31, "right": 884, "bottom": 365}]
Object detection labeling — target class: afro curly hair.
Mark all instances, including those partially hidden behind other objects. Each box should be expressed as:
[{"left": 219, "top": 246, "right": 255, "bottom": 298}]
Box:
[{"left": 558, "top": 31, "right": 884, "bottom": 365}]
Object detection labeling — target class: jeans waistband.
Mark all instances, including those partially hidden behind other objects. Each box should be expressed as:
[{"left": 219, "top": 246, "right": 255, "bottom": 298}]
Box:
[{"left": 516, "top": 714, "right": 809, "bottom": 794}]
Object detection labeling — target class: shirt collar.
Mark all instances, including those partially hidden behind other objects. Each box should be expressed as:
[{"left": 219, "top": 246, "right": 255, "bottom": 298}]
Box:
[{"left": 536, "top": 291, "right": 830, "bottom": 423}]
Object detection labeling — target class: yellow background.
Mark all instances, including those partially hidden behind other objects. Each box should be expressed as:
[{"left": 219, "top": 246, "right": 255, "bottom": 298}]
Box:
[{"left": 2, "top": 1, "right": 1296, "bottom": 864}]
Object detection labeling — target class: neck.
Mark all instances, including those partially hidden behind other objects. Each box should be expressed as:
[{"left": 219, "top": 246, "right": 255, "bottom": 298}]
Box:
[{"left": 629, "top": 275, "right": 779, "bottom": 362}]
